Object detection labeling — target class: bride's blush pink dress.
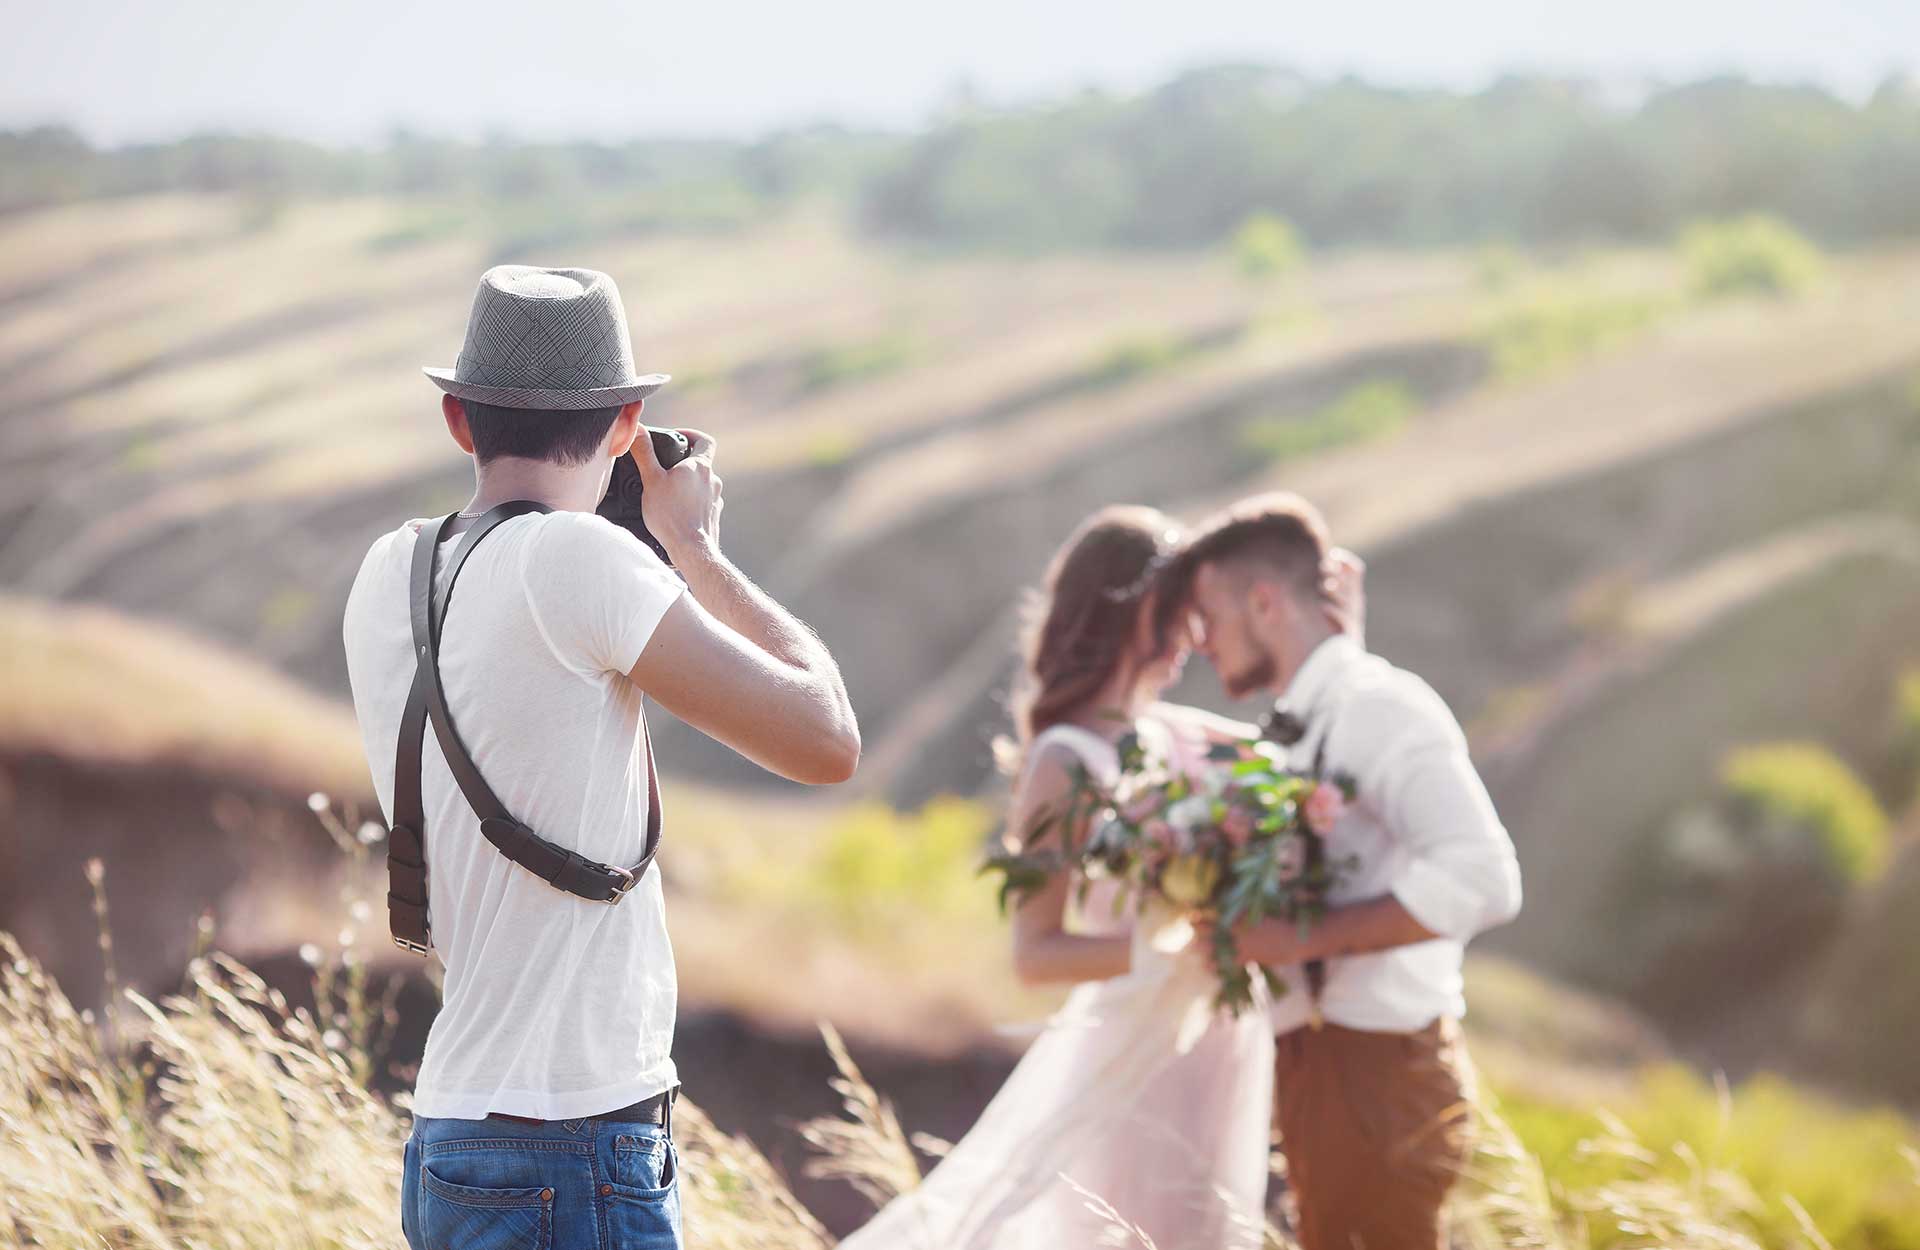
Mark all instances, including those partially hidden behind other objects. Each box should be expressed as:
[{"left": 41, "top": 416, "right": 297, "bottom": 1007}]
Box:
[{"left": 836, "top": 713, "right": 1275, "bottom": 1250}]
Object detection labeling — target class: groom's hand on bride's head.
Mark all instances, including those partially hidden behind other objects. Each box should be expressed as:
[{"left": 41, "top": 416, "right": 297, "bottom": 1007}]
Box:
[{"left": 1320, "top": 547, "right": 1366, "bottom": 646}]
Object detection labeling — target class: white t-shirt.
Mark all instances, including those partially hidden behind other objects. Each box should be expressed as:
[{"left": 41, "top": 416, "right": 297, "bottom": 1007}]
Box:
[{"left": 342, "top": 508, "right": 686, "bottom": 1119}]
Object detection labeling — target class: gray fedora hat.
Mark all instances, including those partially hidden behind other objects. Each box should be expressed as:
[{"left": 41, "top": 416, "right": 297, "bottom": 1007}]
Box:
[{"left": 423, "top": 265, "right": 670, "bottom": 410}]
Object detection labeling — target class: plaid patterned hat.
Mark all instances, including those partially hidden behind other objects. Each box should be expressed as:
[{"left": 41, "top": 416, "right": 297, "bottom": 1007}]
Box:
[{"left": 423, "top": 265, "right": 670, "bottom": 410}]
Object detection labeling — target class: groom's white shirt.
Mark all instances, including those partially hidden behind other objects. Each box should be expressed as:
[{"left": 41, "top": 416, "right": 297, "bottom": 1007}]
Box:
[{"left": 1268, "top": 634, "right": 1522, "bottom": 1036}]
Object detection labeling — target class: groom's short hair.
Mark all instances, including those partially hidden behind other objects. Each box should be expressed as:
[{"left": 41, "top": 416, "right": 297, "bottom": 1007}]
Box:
[{"left": 1159, "top": 493, "right": 1330, "bottom": 620}]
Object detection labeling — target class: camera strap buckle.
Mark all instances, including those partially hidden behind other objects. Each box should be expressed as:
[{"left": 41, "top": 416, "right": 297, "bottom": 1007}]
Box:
[{"left": 602, "top": 864, "right": 638, "bottom": 904}]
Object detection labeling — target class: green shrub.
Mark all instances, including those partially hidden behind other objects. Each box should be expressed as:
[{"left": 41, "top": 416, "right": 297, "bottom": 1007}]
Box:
[
  {"left": 1229, "top": 212, "right": 1305, "bottom": 281},
  {"left": 804, "top": 797, "right": 999, "bottom": 935},
  {"left": 1488, "top": 1066, "right": 1920, "bottom": 1250},
  {"left": 1895, "top": 668, "right": 1920, "bottom": 758},
  {"left": 1474, "top": 243, "right": 1526, "bottom": 292},
  {"left": 665, "top": 364, "right": 723, "bottom": 397},
  {"left": 365, "top": 205, "right": 471, "bottom": 251},
  {"left": 804, "top": 429, "right": 861, "bottom": 467},
  {"left": 1237, "top": 379, "right": 1417, "bottom": 462},
  {"left": 1089, "top": 333, "right": 1196, "bottom": 385},
  {"left": 1482, "top": 288, "right": 1671, "bottom": 381},
  {"left": 798, "top": 333, "right": 918, "bottom": 394},
  {"left": 1683, "top": 214, "right": 1825, "bottom": 300},
  {"left": 1721, "top": 743, "right": 1891, "bottom": 883}
]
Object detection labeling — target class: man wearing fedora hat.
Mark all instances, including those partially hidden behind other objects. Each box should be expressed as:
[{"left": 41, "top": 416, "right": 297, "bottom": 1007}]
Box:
[{"left": 343, "top": 264, "right": 861, "bottom": 1250}]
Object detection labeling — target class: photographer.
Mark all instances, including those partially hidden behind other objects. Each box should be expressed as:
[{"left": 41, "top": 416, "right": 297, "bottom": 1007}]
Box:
[{"left": 342, "top": 264, "right": 859, "bottom": 1250}]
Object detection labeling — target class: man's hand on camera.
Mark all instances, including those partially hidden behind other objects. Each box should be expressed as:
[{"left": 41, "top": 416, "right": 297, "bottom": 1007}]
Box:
[
  {"left": 622, "top": 422, "right": 862, "bottom": 785},
  {"left": 633, "top": 427, "right": 723, "bottom": 564}
]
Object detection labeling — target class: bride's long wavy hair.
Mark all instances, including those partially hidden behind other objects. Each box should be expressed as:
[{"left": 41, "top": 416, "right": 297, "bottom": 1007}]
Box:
[{"left": 998, "top": 505, "right": 1183, "bottom": 773}]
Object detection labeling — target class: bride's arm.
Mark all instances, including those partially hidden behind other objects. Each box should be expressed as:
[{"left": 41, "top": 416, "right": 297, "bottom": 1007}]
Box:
[{"left": 1007, "top": 744, "right": 1132, "bottom": 986}]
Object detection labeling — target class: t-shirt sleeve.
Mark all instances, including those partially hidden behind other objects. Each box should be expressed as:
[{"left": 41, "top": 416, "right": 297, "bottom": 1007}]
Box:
[{"left": 524, "top": 513, "right": 686, "bottom": 676}]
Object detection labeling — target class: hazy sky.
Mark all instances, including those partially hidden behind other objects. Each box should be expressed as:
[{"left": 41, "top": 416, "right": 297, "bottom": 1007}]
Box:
[{"left": 3, "top": 0, "right": 1914, "bottom": 145}]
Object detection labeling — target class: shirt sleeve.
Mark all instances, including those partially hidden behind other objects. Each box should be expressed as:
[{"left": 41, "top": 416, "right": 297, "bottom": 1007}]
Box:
[
  {"left": 1340, "top": 680, "right": 1523, "bottom": 942},
  {"left": 523, "top": 513, "right": 686, "bottom": 676}
]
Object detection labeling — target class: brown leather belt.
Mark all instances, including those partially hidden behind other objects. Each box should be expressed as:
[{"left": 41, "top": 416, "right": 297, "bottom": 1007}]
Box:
[{"left": 486, "top": 1085, "right": 677, "bottom": 1129}]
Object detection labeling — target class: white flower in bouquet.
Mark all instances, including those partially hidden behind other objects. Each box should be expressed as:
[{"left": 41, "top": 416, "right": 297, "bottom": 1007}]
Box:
[{"left": 1165, "top": 794, "right": 1212, "bottom": 835}]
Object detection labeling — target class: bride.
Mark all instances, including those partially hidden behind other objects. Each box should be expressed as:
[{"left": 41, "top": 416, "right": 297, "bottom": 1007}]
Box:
[{"left": 837, "top": 505, "right": 1361, "bottom": 1250}]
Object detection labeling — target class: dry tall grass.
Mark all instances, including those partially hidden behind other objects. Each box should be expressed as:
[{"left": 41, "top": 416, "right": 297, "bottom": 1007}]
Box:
[
  {"left": 0, "top": 931, "right": 841, "bottom": 1250},
  {"left": 0, "top": 926, "right": 1908, "bottom": 1250},
  {"left": 3, "top": 847, "right": 1911, "bottom": 1250}
]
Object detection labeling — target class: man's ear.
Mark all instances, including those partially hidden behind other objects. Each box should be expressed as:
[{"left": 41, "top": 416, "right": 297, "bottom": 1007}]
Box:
[
  {"left": 443, "top": 394, "right": 476, "bottom": 455},
  {"left": 1245, "top": 576, "right": 1276, "bottom": 626},
  {"left": 609, "top": 400, "right": 644, "bottom": 457}
]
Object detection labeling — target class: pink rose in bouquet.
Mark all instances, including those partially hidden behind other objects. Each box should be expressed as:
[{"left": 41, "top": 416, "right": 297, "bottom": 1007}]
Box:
[
  {"left": 1303, "top": 782, "right": 1348, "bottom": 836},
  {"left": 1221, "top": 805, "right": 1257, "bottom": 845}
]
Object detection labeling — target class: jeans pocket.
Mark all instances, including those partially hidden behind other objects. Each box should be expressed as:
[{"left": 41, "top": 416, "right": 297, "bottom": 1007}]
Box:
[
  {"left": 419, "top": 1157, "right": 554, "bottom": 1250},
  {"left": 605, "top": 1129, "right": 681, "bottom": 1247}
]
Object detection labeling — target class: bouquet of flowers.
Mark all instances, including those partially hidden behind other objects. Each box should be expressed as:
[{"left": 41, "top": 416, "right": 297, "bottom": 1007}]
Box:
[{"left": 985, "top": 728, "right": 1356, "bottom": 1015}]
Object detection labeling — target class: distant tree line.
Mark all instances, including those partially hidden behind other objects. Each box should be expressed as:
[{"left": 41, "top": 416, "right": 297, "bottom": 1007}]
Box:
[
  {"left": 6, "top": 65, "right": 1920, "bottom": 251},
  {"left": 864, "top": 68, "right": 1920, "bottom": 249},
  {"left": 0, "top": 125, "right": 892, "bottom": 225}
]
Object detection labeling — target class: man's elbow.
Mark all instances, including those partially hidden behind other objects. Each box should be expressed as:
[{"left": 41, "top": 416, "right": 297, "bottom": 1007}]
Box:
[
  {"left": 794, "top": 722, "right": 861, "bottom": 785},
  {"left": 1484, "top": 861, "right": 1523, "bottom": 931}
]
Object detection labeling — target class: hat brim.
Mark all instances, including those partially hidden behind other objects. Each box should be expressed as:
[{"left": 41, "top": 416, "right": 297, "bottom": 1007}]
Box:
[{"left": 423, "top": 367, "right": 670, "bottom": 410}]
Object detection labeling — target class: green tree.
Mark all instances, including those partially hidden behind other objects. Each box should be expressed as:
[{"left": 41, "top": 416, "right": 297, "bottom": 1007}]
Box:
[
  {"left": 1682, "top": 214, "right": 1826, "bottom": 299},
  {"left": 1229, "top": 212, "right": 1304, "bottom": 280}
]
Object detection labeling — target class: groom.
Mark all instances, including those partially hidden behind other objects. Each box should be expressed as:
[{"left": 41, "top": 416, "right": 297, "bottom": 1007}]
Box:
[{"left": 1166, "top": 493, "right": 1522, "bottom": 1250}]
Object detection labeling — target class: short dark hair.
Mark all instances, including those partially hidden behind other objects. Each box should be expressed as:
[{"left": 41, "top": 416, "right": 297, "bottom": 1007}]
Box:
[
  {"left": 1155, "top": 492, "right": 1330, "bottom": 633},
  {"left": 463, "top": 400, "right": 623, "bottom": 467}
]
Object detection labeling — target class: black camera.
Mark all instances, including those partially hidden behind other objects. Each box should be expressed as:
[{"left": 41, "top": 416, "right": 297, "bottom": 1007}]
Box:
[{"left": 597, "top": 426, "right": 694, "bottom": 565}]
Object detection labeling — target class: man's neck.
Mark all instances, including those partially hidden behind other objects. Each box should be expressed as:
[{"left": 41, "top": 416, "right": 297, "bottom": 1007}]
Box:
[
  {"left": 464, "top": 456, "right": 609, "bottom": 516},
  {"left": 1272, "top": 622, "right": 1338, "bottom": 701}
]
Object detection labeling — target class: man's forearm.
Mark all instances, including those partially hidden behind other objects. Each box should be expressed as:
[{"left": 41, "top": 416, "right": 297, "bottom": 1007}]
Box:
[
  {"left": 1244, "top": 895, "right": 1441, "bottom": 965},
  {"left": 1304, "top": 896, "right": 1440, "bottom": 961},
  {"left": 672, "top": 542, "right": 842, "bottom": 682}
]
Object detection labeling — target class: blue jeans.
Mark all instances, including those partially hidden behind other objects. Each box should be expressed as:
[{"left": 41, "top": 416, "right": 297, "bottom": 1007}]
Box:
[{"left": 401, "top": 1111, "right": 682, "bottom": 1250}]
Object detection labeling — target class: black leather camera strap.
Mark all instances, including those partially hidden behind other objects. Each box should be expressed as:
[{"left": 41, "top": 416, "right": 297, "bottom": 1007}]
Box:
[{"left": 388, "top": 502, "right": 663, "bottom": 955}]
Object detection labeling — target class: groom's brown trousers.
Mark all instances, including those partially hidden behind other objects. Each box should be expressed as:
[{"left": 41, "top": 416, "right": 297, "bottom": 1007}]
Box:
[{"left": 1273, "top": 1016, "right": 1476, "bottom": 1250}]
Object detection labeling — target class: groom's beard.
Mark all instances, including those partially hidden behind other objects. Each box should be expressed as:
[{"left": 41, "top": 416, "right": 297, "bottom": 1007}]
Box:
[{"left": 1220, "top": 647, "right": 1278, "bottom": 701}]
